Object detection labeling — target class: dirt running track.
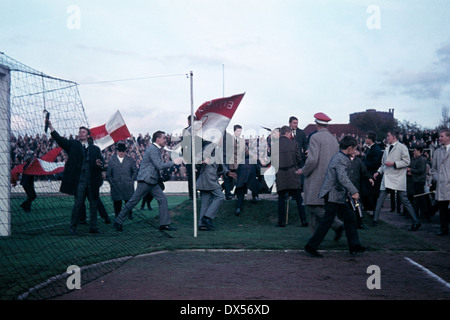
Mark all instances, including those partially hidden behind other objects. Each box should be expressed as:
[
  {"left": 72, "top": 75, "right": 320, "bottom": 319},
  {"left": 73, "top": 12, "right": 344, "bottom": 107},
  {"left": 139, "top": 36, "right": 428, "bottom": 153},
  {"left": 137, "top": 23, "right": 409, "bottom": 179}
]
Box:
[{"left": 56, "top": 209, "right": 450, "bottom": 301}]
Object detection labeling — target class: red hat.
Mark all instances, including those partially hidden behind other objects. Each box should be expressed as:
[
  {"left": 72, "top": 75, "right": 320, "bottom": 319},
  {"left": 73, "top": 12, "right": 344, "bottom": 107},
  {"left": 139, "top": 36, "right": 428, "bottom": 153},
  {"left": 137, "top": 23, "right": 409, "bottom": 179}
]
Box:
[{"left": 314, "top": 112, "right": 332, "bottom": 124}]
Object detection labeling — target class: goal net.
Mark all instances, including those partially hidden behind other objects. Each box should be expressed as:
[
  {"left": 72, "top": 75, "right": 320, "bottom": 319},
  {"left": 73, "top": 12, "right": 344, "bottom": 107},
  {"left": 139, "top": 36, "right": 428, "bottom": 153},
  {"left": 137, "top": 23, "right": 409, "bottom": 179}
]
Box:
[{"left": 0, "top": 52, "right": 170, "bottom": 300}]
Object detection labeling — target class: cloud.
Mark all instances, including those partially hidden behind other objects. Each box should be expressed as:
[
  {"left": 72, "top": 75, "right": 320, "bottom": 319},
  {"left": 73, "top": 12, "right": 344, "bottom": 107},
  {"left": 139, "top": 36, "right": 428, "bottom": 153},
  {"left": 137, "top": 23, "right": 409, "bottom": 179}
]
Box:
[{"left": 386, "top": 41, "right": 450, "bottom": 99}]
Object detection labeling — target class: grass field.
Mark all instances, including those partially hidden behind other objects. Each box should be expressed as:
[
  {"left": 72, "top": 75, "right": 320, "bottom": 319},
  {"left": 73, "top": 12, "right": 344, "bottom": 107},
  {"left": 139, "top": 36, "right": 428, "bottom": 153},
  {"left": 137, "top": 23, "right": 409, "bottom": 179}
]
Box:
[{"left": 0, "top": 193, "right": 436, "bottom": 300}]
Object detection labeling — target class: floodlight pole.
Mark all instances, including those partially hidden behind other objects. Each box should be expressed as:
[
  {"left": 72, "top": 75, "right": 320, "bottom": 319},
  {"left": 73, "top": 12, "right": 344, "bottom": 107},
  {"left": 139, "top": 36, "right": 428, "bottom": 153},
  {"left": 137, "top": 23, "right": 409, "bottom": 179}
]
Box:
[
  {"left": 189, "top": 71, "right": 198, "bottom": 238},
  {"left": 0, "top": 65, "right": 11, "bottom": 236}
]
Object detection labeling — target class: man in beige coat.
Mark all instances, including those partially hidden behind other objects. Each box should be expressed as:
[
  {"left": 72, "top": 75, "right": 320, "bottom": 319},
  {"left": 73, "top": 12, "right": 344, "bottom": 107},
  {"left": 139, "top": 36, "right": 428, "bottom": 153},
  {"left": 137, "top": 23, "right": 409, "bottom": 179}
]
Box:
[
  {"left": 299, "top": 113, "right": 344, "bottom": 238},
  {"left": 373, "top": 130, "right": 420, "bottom": 231},
  {"left": 431, "top": 129, "right": 450, "bottom": 236}
]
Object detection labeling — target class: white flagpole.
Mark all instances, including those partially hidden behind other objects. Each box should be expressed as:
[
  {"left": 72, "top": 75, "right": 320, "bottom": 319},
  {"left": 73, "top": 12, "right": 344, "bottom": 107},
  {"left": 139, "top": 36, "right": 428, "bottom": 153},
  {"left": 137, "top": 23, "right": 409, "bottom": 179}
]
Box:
[{"left": 190, "top": 71, "right": 198, "bottom": 237}]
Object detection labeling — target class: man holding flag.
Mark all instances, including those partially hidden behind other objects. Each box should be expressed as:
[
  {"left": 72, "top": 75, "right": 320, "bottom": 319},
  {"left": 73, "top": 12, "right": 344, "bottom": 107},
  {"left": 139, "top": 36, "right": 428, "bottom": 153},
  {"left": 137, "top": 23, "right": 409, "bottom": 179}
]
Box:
[{"left": 47, "top": 119, "right": 104, "bottom": 235}]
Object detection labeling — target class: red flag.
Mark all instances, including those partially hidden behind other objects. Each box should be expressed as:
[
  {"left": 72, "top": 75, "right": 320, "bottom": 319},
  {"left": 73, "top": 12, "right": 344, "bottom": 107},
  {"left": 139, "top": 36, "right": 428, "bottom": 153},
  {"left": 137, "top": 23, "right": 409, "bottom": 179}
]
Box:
[
  {"left": 11, "top": 147, "right": 64, "bottom": 185},
  {"left": 90, "top": 110, "right": 131, "bottom": 150},
  {"left": 194, "top": 93, "right": 245, "bottom": 142}
]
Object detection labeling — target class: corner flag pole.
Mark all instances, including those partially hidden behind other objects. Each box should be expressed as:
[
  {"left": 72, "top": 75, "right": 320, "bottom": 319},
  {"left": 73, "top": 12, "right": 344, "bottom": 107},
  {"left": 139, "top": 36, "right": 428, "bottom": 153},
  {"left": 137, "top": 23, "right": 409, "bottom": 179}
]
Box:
[{"left": 190, "top": 71, "right": 198, "bottom": 237}]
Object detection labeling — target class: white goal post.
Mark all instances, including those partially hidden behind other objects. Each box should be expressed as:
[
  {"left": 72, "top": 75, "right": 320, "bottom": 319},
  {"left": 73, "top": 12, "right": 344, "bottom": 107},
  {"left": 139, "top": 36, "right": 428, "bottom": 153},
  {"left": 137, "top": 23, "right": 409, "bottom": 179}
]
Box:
[{"left": 0, "top": 64, "right": 11, "bottom": 236}]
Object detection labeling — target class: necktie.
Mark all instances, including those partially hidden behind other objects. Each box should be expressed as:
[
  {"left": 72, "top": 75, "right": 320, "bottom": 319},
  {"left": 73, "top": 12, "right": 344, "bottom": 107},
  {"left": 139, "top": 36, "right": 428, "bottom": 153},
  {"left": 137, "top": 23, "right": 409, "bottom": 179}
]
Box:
[
  {"left": 292, "top": 129, "right": 296, "bottom": 138},
  {"left": 389, "top": 145, "right": 393, "bottom": 153}
]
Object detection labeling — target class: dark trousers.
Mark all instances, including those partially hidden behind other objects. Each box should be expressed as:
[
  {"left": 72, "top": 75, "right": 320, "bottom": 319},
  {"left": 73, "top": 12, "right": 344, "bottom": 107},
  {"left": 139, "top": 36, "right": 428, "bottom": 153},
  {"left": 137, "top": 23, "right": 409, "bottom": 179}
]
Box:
[
  {"left": 438, "top": 200, "right": 449, "bottom": 233},
  {"left": 277, "top": 189, "right": 307, "bottom": 225},
  {"left": 71, "top": 181, "right": 99, "bottom": 231},
  {"left": 140, "top": 192, "right": 153, "bottom": 209},
  {"left": 186, "top": 164, "right": 197, "bottom": 199},
  {"left": 235, "top": 185, "right": 258, "bottom": 210},
  {"left": 80, "top": 198, "right": 108, "bottom": 221},
  {"left": 307, "top": 200, "right": 360, "bottom": 250},
  {"left": 114, "top": 200, "right": 128, "bottom": 217},
  {"left": 412, "top": 182, "right": 429, "bottom": 217},
  {"left": 21, "top": 185, "right": 36, "bottom": 212},
  {"left": 222, "top": 173, "right": 235, "bottom": 198}
]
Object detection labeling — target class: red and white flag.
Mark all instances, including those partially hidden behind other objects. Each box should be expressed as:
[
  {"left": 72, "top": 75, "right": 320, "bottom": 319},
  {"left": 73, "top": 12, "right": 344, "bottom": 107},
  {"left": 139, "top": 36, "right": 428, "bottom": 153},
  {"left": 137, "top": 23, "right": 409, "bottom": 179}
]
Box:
[
  {"left": 11, "top": 147, "right": 64, "bottom": 185},
  {"left": 90, "top": 110, "right": 132, "bottom": 150},
  {"left": 194, "top": 93, "right": 245, "bottom": 143}
]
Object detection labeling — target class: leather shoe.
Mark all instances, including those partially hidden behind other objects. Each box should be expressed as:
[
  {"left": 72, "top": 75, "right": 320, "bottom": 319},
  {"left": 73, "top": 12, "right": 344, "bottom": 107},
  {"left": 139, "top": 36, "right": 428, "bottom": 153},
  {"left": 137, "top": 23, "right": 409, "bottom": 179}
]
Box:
[
  {"left": 304, "top": 244, "right": 323, "bottom": 258},
  {"left": 301, "top": 221, "right": 309, "bottom": 227},
  {"left": 358, "top": 224, "right": 369, "bottom": 230},
  {"left": 234, "top": 208, "right": 241, "bottom": 216},
  {"left": 89, "top": 228, "right": 101, "bottom": 234},
  {"left": 349, "top": 245, "right": 369, "bottom": 255},
  {"left": 113, "top": 221, "right": 123, "bottom": 231},
  {"left": 159, "top": 225, "right": 177, "bottom": 231},
  {"left": 334, "top": 225, "right": 344, "bottom": 241},
  {"left": 276, "top": 223, "right": 286, "bottom": 227},
  {"left": 69, "top": 227, "right": 78, "bottom": 235},
  {"left": 200, "top": 216, "right": 215, "bottom": 231},
  {"left": 409, "top": 222, "right": 421, "bottom": 231}
]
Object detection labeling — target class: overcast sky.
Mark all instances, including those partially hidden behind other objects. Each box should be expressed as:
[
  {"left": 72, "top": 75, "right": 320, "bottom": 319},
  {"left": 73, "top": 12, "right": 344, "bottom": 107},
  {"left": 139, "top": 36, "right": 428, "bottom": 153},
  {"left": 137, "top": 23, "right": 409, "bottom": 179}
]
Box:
[{"left": 2, "top": 0, "right": 450, "bottom": 137}]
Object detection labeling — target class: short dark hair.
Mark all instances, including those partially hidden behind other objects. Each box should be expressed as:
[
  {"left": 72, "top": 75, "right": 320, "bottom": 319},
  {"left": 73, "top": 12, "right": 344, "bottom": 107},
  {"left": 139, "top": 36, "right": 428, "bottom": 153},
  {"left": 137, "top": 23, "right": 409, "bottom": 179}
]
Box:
[
  {"left": 414, "top": 145, "right": 423, "bottom": 153},
  {"left": 234, "top": 124, "right": 242, "bottom": 132},
  {"left": 79, "top": 126, "right": 91, "bottom": 136},
  {"left": 152, "top": 130, "right": 165, "bottom": 142},
  {"left": 339, "top": 135, "right": 357, "bottom": 150},
  {"left": 388, "top": 130, "right": 400, "bottom": 140},
  {"left": 366, "top": 131, "right": 376, "bottom": 143},
  {"left": 289, "top": 116, "right": 298, "bottom": 123},
  {"left": 280, "top": 125, "right": 291, "bottom": 136}
]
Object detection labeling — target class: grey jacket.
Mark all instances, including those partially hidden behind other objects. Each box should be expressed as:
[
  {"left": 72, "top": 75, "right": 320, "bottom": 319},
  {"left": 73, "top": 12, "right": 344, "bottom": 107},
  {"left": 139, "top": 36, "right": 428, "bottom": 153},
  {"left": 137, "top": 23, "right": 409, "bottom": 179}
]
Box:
[
  {"left": 319, "top": 151, "right": 359, "bottom": 204},
  {"left": 137, "top": 143, "right": 174, "bottom": 185},
  {"left": 107, "top": 154, "right": 138, "bottom": 201},
  {"left": 196, "top": 162, "right": 228, "bottom": 191}
]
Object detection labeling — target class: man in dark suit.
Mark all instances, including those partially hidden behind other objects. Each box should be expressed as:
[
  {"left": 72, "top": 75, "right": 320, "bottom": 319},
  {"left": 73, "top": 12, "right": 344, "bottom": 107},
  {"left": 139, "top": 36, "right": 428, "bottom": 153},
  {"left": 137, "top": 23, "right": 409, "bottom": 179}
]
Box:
[
  {"left": 289, "top": 116, "right": 308, "bottom": 162},
  {"left": 273, "top": 126, "right": 307, "bottom": 227},
  {"left": 361, "top": 131, "right": 382, "bottom": 214},
  {"left": 304, "top": 136, "right": 367, "bottom": 257},
  {"left": 48, "top": 120, "right": 104, "bottom": 235}
]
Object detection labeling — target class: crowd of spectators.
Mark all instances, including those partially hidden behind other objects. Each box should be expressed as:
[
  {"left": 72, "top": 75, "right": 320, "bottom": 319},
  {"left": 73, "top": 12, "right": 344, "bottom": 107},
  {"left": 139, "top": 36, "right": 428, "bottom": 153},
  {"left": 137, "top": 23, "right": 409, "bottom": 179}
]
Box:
[{"left": 10, "top": 127, "right": 442, "bottom": 183}]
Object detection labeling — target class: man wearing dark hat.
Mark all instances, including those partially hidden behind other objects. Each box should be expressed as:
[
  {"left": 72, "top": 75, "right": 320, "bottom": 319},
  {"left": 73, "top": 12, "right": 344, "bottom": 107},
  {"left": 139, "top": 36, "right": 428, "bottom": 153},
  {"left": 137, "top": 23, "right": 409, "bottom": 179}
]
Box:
[
  {"left": 299, "top": 112, "right": 344, "bottom": 239},
  {"left": 106, "top": 142, "right": 138, "bottom": 218}
]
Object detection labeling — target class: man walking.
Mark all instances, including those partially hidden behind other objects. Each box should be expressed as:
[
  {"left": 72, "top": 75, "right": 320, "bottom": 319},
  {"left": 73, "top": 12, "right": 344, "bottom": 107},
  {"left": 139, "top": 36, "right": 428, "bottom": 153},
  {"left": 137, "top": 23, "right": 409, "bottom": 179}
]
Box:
[
  {"left": 304, "top": 136, "right": 367, "bottom": 257},
  {"left": 300, "top": 113, "right": 344, "bottom": 239},
  {"left": 372, "top": 130, "right": 421, "bottom": 231},
  {"left": 114, "top": 131, "right": 183, "bottom": 232}
]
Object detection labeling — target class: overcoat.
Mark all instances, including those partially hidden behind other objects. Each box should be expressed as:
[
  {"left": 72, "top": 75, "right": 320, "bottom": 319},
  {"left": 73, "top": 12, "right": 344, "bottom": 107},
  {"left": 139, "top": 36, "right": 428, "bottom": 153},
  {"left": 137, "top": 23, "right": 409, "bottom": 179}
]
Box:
[
  {"left": 431, "top": 146, "right": 450, "bottom": 201},
  {"left": 377, "top": 142, "right": 410, "bottom": 192},
  {"left": 302, "top": 128, "right": 339, "bottom": 205},
  {"left": 106, "top": 154, "right": 138, "bottom": 201},
  {"left": 274, "top": 136, "right": 303, "bottom": 191},
  {"left": 51, "top": 130, "right": 103, "bottom": 196}
]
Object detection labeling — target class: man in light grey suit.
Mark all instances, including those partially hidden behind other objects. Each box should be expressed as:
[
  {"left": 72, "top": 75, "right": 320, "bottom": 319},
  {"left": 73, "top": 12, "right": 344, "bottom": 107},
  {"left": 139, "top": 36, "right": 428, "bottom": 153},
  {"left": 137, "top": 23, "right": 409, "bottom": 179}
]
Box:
[
  {"left": 196, "top": 142, "right": 237, "bottom": 231},
  {"left": 114, "top": 131, "right": 183, "bottom": 231},
  {"left": 304, "top": 136, "right": 367, "bottom": 258},
  {"left": 372, "top": 130, "right": 420, "bottom": 231}
]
